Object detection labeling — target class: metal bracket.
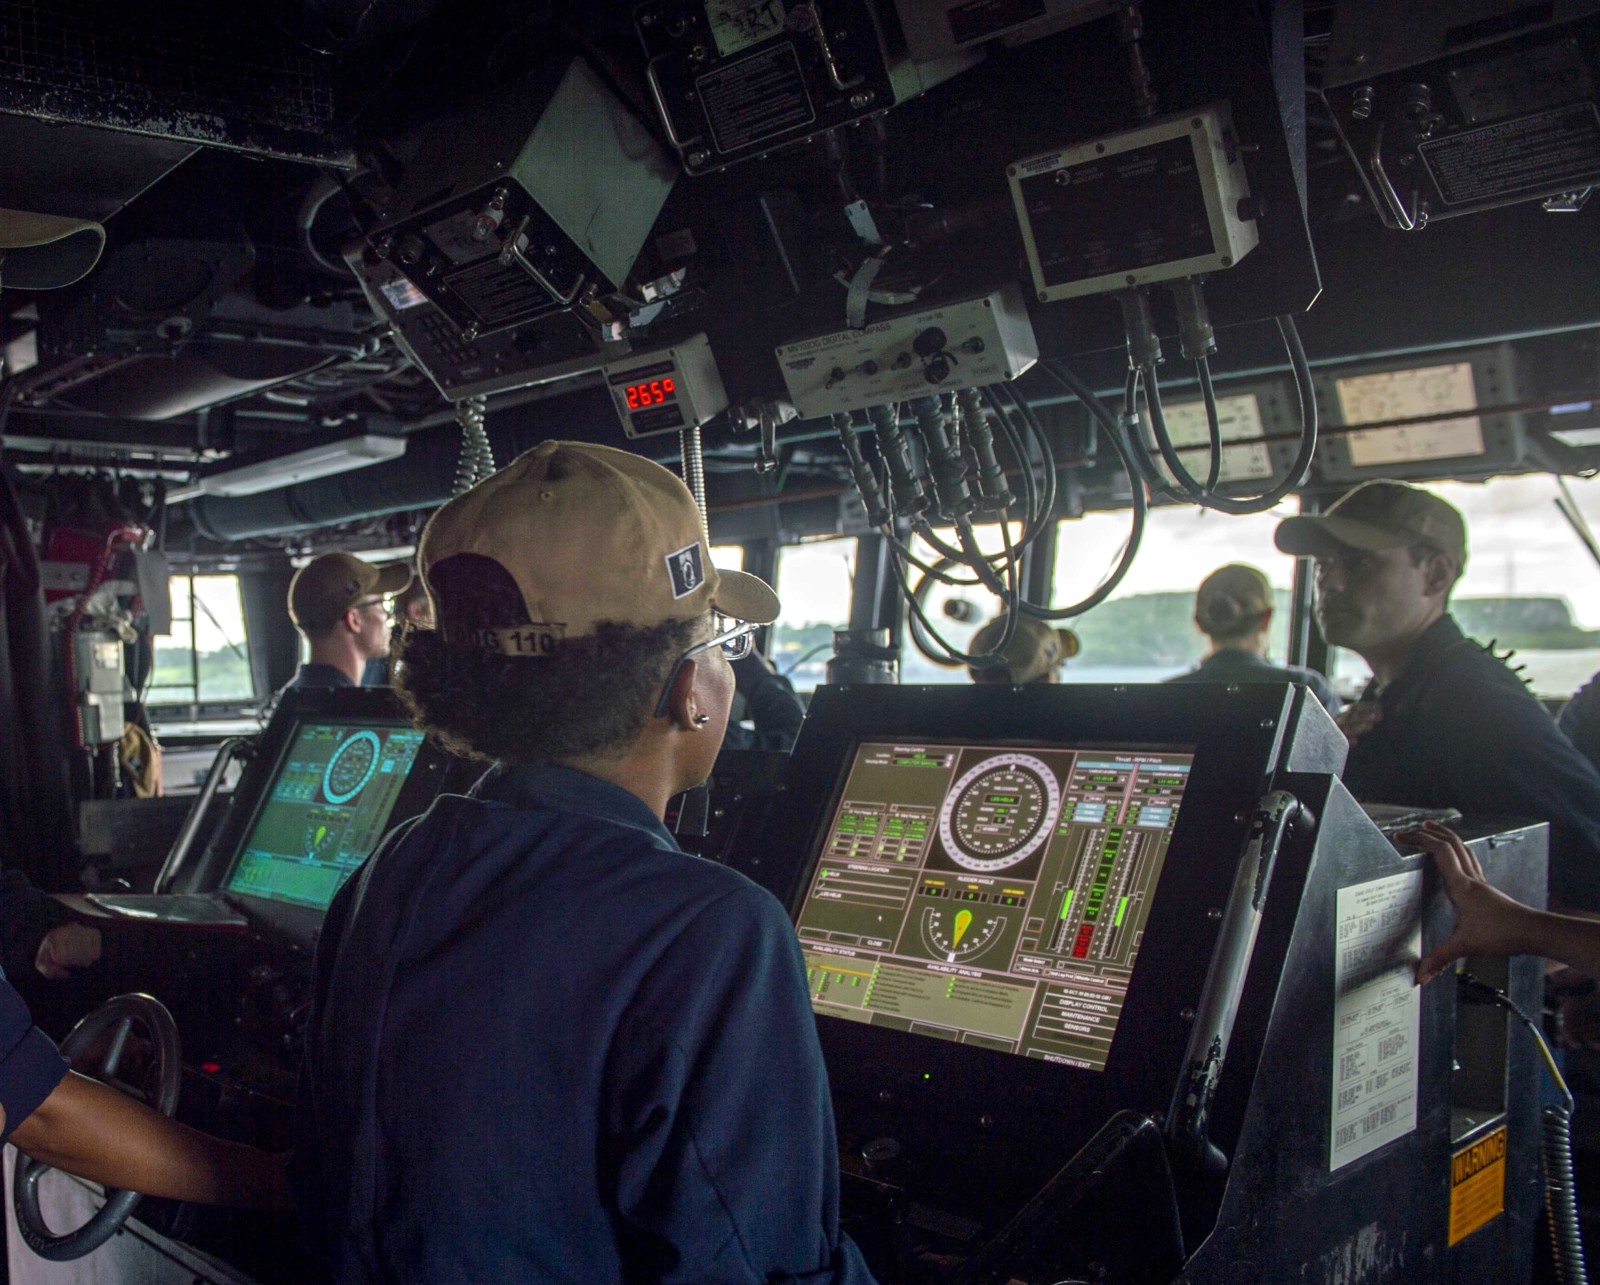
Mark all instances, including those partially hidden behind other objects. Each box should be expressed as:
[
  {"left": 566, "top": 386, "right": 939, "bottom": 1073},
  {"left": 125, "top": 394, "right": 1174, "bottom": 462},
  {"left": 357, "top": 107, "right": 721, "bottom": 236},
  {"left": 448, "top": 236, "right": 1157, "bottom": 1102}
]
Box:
[
  {"left": 1166, "top": 788, "right": 1301, "bottom": 1172},
  {"left": 1367, "top": 120, "right": 1425, "bottom": 232}
]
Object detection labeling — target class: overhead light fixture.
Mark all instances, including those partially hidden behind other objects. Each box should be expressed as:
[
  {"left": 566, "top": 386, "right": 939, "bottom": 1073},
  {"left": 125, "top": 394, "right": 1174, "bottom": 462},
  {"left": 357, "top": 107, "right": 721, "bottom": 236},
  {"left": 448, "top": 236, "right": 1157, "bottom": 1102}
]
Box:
[
  {"left": 1551, "top": 425, "right": 1600, "bottom": 449},
  {"left": 168, "top": 435, "right": 406, "bottom": 503},
  {"left": 289, "top": 544, "right": 417, "bottom": 569}
]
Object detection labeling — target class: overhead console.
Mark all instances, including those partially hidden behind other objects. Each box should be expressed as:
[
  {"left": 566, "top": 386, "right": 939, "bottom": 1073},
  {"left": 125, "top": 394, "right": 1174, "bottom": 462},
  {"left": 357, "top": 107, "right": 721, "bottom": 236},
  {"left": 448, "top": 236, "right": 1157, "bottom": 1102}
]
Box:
[{"left": 735, "top": 682, "right": 1549, "bottom": 1284}]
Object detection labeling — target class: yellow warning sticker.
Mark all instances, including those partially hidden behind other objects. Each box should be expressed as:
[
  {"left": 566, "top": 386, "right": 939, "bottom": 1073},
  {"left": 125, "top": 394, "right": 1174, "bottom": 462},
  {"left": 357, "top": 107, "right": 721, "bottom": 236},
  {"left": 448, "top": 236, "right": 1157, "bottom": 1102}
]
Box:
[{"left": 1449, "top": 1125, "right": 1507, "bottom": 1246}]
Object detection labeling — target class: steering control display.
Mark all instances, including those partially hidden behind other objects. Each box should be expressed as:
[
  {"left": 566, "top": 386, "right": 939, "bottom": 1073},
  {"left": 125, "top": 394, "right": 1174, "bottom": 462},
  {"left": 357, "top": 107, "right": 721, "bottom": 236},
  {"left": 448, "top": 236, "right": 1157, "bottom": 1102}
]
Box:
[
  {"left": 227, "top": 721, "right": 426, "bottom": 911},
  {"left": 797, "top": 741, "right": 1193, "bottom": 1071}
]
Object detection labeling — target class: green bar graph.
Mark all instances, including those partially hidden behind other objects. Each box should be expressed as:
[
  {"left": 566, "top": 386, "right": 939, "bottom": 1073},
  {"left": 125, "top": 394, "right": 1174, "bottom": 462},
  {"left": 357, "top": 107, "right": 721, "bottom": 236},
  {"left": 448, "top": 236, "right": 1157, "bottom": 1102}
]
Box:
[
  {"left": 1114, "top": 895, "right": 1128, "bottom": 927},
  {"left": 1058, "top": 889, "right": 1074, "bottom": 920}
]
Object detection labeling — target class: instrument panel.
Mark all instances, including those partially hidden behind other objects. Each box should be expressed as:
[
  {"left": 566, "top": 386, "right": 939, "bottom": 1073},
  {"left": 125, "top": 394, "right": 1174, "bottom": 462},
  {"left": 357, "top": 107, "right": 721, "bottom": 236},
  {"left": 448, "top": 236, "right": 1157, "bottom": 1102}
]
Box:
[{"left": 796, "top": 740, "right": 1192, "bottom": 1071}]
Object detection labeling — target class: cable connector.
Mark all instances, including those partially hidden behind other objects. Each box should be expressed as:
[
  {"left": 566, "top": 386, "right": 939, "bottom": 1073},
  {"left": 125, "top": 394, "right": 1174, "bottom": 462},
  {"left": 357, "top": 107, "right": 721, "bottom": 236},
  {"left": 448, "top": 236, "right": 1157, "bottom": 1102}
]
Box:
[
  {"left": 866, "top": 403, "right": 931, "bottom": 518},
  {"left": 1117, "top": 289, "right": 1163, "bottom": 370},
  {"left": 910, "top": 395, "right": 975, "bottom": 521},
  {"left": 956, "top": 388, "right": 1013, "bottom": 513},
  {"left": 1170, "top": 277, "right": 1217, "bottom": 360},
  {"left": 1456, "top": 972, "right": 1507, "bottom": 1008},
  {"left": 833, "top": 412, "right": 891, "bottom": 527}
]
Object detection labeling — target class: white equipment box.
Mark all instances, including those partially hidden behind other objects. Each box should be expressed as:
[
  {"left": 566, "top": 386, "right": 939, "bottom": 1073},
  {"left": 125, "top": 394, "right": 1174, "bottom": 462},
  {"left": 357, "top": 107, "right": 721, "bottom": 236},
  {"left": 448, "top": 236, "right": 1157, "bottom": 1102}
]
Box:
[
  {"left": 1009, "top": 102, "right": 1259, "bottom": 302},
  {"left": 774, "top": 285, "right": 1038, "bottom": 418}
]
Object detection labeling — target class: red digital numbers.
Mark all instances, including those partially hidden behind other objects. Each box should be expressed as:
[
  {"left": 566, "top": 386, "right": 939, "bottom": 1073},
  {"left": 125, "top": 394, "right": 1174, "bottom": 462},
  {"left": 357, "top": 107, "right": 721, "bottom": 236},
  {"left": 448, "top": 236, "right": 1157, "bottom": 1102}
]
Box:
[{"left": 624, "top": 376, "right": 677, "bottom": 411}]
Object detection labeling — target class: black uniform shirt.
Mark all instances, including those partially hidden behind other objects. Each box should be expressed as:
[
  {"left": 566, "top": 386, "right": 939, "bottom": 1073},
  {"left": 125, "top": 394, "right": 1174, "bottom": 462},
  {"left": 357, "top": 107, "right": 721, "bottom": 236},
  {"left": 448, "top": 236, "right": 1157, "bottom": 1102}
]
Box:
[
  {"left": 1344, "top": 615, "right": 1600, "bottom": 908},
  {"left": 283, "top": 663, "right": 355, "bottom": 691},
  {"left": 1560, "top": 672, "right": 1600, "bottom": 778},
  {"left": 1168, "top": 649, "right": 1344, "bottom": 715}
]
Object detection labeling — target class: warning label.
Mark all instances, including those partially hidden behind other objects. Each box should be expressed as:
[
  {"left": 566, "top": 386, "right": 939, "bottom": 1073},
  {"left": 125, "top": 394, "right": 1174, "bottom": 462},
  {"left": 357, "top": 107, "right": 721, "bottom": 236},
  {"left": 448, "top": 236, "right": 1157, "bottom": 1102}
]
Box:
[
  {"left": 1449, "top": 1125, "right": 1508, "bottom": 1246},
  {"left": 1420, "top": 103, "right": 1600, "bottom": 207},
  {"left": 699, "top": 43, "right": 814, "bottom": 156}
]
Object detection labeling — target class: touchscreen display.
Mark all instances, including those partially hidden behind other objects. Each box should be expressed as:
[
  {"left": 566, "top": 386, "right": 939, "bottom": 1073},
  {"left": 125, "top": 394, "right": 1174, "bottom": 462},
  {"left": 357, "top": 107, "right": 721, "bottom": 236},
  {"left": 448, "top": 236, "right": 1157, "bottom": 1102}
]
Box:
[
  {"left": 226, "top": 721, "right": 426, "bottom": 910},
  {"left": 795, "top": 741, "right": 1193, "bottom": 1070}
]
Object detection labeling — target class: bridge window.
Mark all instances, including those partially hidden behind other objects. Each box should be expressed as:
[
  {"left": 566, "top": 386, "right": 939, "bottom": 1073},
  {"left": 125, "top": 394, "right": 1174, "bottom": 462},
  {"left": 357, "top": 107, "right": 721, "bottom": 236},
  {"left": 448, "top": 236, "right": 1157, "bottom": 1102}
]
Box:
[
  {"left": 1330, "top": 475, "right": 1600, "bottom": 700},
  {"left": 148, "top": 574, "right": 255, "bottom": 709},
  {"left": 772, "top": 536, "right": 857, "bottom": 692},
  {"left": 710, "top": 545, "right": 746, "bottom": 572},
  {"left": 1052, "top": 501, "right": 1301, "bottom": 685}
]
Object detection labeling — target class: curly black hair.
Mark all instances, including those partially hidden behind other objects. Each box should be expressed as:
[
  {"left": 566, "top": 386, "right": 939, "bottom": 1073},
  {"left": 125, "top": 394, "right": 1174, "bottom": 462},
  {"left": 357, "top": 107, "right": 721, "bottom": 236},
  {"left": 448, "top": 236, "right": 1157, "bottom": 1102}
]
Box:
[{"left": 393, "top": 554, "right": 701, "bottom": 764}]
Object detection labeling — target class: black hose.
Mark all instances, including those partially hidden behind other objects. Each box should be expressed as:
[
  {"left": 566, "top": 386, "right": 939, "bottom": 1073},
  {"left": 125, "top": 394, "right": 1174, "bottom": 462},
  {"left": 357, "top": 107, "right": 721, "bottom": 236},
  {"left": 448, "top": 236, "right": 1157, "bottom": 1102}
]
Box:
[
  {"left": 990, "top": 382, "right": 1057, "bottom": 546},
  {"left": 1198, "top": 356, "right": 1223, "bottom": 492},
  {"left": 1543, "top": 1106, "right": 1590, "bottom": 1285},
  {"left": 957, "top": 516, "right": 1009, "bottom": 598},
  {"left": 888, "top": 531, "right": 1018, "bottom": 668},
  {"left": 1133, "top": 316, "right": 1318, "bottom": 516},
  {"left": 1029, "top": 360, "right": 1149, "bottom": 619},
  {"left": 906, "top": 555, "right": 977, "bottom": 669},
  {"left": 981, "top": 387, "right": 1044, "bottom": 548}
]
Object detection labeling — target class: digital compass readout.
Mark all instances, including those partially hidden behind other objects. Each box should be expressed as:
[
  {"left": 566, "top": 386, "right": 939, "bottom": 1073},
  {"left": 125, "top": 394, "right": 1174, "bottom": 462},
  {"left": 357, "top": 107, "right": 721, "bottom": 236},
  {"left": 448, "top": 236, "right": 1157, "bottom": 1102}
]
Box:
[
  {"left": 322, "top": 730, "right": 381, "bottom": 805},
  {"left": 937, "top": 752, "right": 1062, "bottom": 872}
]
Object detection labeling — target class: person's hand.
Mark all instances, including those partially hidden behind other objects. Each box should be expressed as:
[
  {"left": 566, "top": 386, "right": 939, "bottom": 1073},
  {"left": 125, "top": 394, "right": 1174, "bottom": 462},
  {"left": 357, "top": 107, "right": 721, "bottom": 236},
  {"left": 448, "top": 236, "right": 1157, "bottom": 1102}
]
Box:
[
  {"left": 1401, "top": 821, "right": 1538, "bottom": 985},
  {"left": 1335, "top": 699, "right": 1383, "bottom": 746},
  {"left": 34, "top": 923, "right": 103, "bottom": 980}
]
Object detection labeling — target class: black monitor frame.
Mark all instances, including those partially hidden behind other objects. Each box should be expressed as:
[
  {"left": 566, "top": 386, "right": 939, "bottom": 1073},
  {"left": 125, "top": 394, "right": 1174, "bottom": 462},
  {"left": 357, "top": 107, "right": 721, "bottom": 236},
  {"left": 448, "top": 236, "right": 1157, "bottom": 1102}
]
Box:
[
  {"left": 176, "top": 687, "right": 474, "bottom": 943},
  {"left": 738, "top": 680, "right": 1323, "bottom": 1213}
]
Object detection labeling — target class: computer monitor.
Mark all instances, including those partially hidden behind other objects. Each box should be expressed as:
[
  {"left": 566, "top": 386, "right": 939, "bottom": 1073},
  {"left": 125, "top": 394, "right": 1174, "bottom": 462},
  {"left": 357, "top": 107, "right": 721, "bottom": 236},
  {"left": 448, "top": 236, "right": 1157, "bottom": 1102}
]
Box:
[
  {"left": 224, "top": 719, "right": 429, "bottom": 911},
  {"left": 739, "top": 682, "right": 1338, "bottom": 1221},
  {"left": 172, "top": 687, "right": 473, "bottom": 940},
  {"left": 795, "top": 740, "right": 1192, "bottom": 1070}
]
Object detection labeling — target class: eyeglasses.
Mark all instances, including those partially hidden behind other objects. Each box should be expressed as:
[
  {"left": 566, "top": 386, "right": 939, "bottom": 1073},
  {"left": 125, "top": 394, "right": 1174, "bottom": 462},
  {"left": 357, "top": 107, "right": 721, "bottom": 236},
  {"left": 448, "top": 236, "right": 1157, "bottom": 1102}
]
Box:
[
  {"left": 352, "top": 596, "right": 393, "bottom": 618},
  {"left": 653, "top": 614, "right": 756, "bottom": 718}
]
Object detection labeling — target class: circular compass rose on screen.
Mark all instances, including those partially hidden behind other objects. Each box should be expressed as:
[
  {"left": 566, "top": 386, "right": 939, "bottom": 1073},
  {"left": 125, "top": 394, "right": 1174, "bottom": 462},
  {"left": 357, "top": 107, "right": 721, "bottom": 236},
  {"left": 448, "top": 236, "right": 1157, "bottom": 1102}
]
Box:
[
  {"left": 323, "top": 730, "right": 382, "bottom": 805},
  {"left": 936, "top": 752, "right": 1061, "bottom": 873}
]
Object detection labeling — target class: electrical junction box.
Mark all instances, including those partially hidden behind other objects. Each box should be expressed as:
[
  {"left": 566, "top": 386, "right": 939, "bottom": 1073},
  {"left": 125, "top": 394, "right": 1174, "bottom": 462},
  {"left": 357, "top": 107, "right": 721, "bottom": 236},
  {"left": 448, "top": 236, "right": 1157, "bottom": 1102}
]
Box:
[
  {"left": 345, "top": 246, "right": 628, "bottom": 402},
  {"left": 894, "top": 0, "right": 1111, "bottom": 61},
  {"left": 358, "top": 58, "right": 676, "bottom": 338},
  {"left": 1009, "top": 102, "right": 1259, "bottom": 302},
  {"left": 604, "top": 334, "right": 729, "bottom": 438},
  {"left": 636, "top": 0, "right": 979, "bottom": 174},
  {"left": 75, "top": 630, "right": 127, "bottom": 746},
  {"left": 774, "top": 283, "right": 1038, "bottom": 418}
]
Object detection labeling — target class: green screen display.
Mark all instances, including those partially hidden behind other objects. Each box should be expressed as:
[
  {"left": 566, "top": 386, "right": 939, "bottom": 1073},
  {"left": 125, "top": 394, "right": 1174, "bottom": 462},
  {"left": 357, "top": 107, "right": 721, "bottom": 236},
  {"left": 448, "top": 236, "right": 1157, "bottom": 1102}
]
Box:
[
  {"left": 797, "top": 741, "right": 1193, "bottom": 1071},
  {"left": 225, "top": 721, "right": 426, "bottom": 910}
]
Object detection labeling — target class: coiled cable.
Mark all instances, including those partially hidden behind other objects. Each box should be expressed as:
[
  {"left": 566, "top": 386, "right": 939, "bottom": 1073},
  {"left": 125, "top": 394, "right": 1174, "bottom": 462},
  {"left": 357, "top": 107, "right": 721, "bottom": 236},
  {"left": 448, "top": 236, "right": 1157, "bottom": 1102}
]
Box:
[{"left": 452, "top": 397, "right": 494, "bottom": 495}]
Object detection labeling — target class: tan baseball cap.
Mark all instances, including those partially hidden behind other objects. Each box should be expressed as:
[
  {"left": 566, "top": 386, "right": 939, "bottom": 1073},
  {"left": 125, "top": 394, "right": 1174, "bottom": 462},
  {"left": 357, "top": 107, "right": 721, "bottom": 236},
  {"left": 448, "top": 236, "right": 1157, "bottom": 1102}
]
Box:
[
  {"left": 1195, "top": 564, "right": 1273, "bottom": 638},
  {"left": 0, "top": 208, "right": 106, "bottom": 290},
  {"left": 1275, "top": 481, "right": 1467, "bottom": 569},
  {"left": 288, "top": 552, "right": 411, "bottom": 633},
  {"left": 967, "top": 613, "right": 1080, "bottom": 684},
  {"left": 418, "top": 441, "right": 778, "bottom": 654}
]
